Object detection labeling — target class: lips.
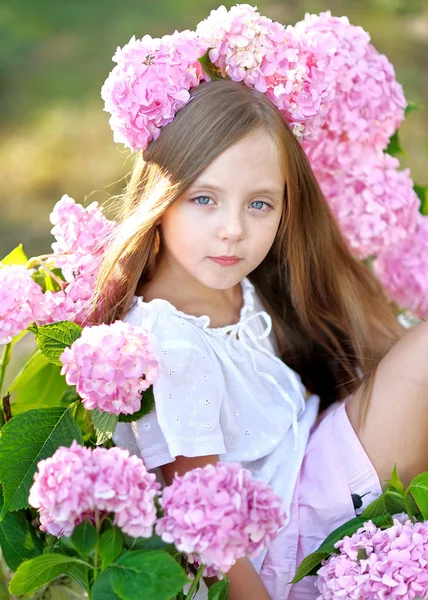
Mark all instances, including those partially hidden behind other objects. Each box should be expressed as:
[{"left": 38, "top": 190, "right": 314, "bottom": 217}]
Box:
[{"left": 209, "top": 256, "right": 242, "bottom": 267}]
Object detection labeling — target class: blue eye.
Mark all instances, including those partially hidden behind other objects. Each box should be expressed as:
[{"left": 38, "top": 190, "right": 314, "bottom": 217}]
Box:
[
  {"left": 193, "top": 196, "right": 212, "bottom": 205},
  {"left": 250, "top": 200, "right": 268, "bottom": 210}
]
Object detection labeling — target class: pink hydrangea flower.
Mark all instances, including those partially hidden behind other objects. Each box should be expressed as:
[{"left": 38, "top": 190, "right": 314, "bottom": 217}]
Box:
[
  {"left": 50, "top": 194, "right": 114, "bottom": 263},
  {"left": 29, "top": 441, "right": 160, "bottom": 538},
  {"left": 315, "top": 152, "right": 420, "bottom": 259},
  {"left": 59, "top": 321, "right": 159, "bottom": 415},
  {"left": 0, "top": 265, "right": 45, "bottom": 344},
  {"left": 156, "top": 462, "right": 286, "bottom": 573},
  {"left": 298, "top": 11, "right": 406, "bottom": 160},
  {"left": 374, "top": 216, "right": 428, "bottom": 318},
  {"left": 196, "top": 4, "right": 335, "bottom": 140},
  {"left": 92, "top": 446, "right": 159, "bottom": 538},
  {"left": 316, "top": 519, "right": 428, "bottom": 599},
  {"left": 28, "top": 442, "right": 98, "bottom": 537},
  {"left": 33, "top": 195, "right": 116, "bottom": 327},
  {"left": 101, "top": 30, "right": 208, "bottom": 151}
]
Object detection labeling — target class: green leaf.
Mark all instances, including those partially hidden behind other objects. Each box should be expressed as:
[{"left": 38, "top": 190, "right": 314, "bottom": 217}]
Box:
[
  {"left": 385, "top": 130, "right": 406, "bottom": 157},
  {"left": 291, "top": 551, "right": 329, "bottom": 583},
  {"left": 0, "top": 487, "right": 43, "bottom": 571},
  {"left": 31, "top": 321, "right": 83, "bottom": 366},
  {"left": 0, "top": 407, "right": 83, "bottom": 517},
  {"left": 1, "top": 244, "right": 28, "bottom": 266},
  {"left": 387, "top": 464, "right": 404, "bottom": 493},
  {"left": 109, "top": 550, "right": 188, "bottom": 600},
  {"left": 208, "top": 578, "right": 229, "bottom": 600},
  {"left": 71, "top": 521, "right": 98, "bottom": 557},
  {"left": 405, "top": 100, "right": 420, "bottom": 116},
  {"left": 122, "top": 533, "right": 175, "bottom": 554},
  {"left": 361, "top": 494, "right": 387, "bottom": 519},
  {"left": 414, "top": 183, "right": 428, "bottom": 216},
  {"left": 65, "top": 562, "right": 90, "bottom": 590},
  {"left": 118, "top": 387, "right": 155, "bottom": 423},
  {"left": 92, "top": 569, "right": 122, "bottom": 600},
  {"left": 198, "top": 50, "right": 225, "bottom": 81},
  {"left": 409, "top": 472, "right": 428, "bottom": 519},
  {"left": 8, "top": 553, "right": 87, "bottom": 595},
  {"left": 91, "top": 409, "right": 119, "bottom": 445},
  {"left": 100, "top": 527, "right": 123, "bottom": 570},
  {"left": 9, "top": 350, "right": 70, "bottom": 414},
  {"left": 357, "top": 548, "right": 368, "bottom": 561}
]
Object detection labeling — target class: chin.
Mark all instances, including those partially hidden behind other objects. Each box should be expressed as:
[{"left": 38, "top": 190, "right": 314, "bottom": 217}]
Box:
[{"left": 195, "top": 270, "right": 247, "bottom": 291}]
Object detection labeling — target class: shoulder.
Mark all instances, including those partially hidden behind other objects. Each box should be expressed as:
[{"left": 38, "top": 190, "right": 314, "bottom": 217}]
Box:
[{"left": 123, "top": 295, "right": 222, "bottom": 367}]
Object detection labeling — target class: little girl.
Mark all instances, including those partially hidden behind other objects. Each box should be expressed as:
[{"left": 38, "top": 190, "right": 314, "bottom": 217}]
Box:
[{"left": 92, "top": 10, "right": 428, "bottom": 600}]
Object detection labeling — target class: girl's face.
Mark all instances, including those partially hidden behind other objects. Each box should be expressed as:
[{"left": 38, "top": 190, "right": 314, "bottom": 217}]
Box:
[{"left": 159, "top": 128, "right": 285, "bottom": 291}]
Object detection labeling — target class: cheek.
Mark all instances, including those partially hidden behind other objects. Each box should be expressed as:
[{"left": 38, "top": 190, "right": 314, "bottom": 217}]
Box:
[{"left": 161, "top": 208, "right": 204, "bottom": 258}]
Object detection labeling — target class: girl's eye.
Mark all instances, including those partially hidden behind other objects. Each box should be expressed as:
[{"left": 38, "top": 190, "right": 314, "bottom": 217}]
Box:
[
  {"left": 250, "top": 200, "right": 270, "bottom": 210},
  {"left": 192, "top": 196, "right": 213, "bottom": 205}
]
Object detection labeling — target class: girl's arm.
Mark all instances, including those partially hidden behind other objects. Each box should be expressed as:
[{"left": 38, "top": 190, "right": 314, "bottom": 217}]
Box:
[{"left": 161, "top": 455, "right": 272, "bottom": 600}]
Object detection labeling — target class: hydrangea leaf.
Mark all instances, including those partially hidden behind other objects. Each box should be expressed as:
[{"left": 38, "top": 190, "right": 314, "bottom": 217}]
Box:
[
  {"left": 8, "top": 553, "right": 88, "bottom": 595},
  {"left": 405, "top": 100, "right": 419, "bottom": 116},
  {"left": 414, "top": 183, "right": 428, "bottom": 216},
  {"left": 1, "top": 244, "right": 28, "bottom": 266},
  {"left": 122, "top": 533, "right": 175, "bottom": 554},
  {"left": 409, "top": 472, "right": 428, "bottom": 520},
  {"left": 99, "top": 527, "right": 123, "bottom": 570},
  {"left": 30, "top": 321, "right": 83, "bottom": 366},
  {"left": 118, "top": 387, "right": 155, "bottom": 423},
  {"left": 109, "top": 550, "right": 188, "bottom": 600},
  {"left": 0, "top": 407, "right": 83, "bottom": 518},
  {"left": 208, "top": 578, "right": 229, "bottom": 600},
  {"left": 387, "top": 463, "right": 404, "bottom": 493},
  {"left": 92, "top": 569, "right": 122, "bottom": 600},
  {"left": 70, "top": 521, "right": 98, "bottom": 557},
  {"left": 91, "top": 409, "right": 119, "bottom": 445},
  {"left": 9, "top": 350, "right": 70, "bottom": 414},
  {"left": 385, "top": 130, "right": 406, "bottom": 157},
  {"left": 198, "top": 51, "right": 224, "bottom": 81},
  {"left": 0, "top": 487, "right": 43, "bottom": 571},
  {"left": 290, "top": 551, "right": 330, "bottom": 583}
]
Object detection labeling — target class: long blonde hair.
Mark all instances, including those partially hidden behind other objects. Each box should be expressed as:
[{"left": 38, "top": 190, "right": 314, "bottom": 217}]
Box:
[{"left": 92, "top": 79, "right": 402, "bottom": 408}]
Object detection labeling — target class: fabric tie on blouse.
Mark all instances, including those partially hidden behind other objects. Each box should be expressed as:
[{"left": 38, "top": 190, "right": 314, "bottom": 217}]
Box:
[{"left": 206, "top": 310, "right": 305, "bottom": 447}]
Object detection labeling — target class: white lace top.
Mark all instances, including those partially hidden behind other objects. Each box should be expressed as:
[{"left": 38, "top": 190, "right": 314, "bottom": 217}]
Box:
[{"left": 113, "top": 277, "right": 320, "bottom": 571}]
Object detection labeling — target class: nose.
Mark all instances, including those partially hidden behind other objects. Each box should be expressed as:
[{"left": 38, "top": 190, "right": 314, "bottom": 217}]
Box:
[{"left": 217, "top": 208, "right": 245, "bottom": 242}]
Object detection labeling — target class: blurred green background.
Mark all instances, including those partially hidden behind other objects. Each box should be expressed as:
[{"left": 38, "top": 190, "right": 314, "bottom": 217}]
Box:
[{"left": 1, "top": 0, "right": 427, "bottom": 259}]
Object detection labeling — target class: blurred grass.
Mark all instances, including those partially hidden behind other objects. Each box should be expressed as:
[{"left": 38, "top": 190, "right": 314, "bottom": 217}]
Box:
[{"left": 1, "top": 0, "right": 427, "bottom": 259}]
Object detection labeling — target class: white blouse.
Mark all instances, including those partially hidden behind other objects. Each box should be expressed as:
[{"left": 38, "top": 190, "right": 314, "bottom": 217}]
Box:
[{"left": 113, "top": 277, "right": 319, "bottom": 572}]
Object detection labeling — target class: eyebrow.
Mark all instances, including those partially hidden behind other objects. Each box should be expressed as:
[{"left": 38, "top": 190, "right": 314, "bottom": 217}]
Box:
[{"left": 189, "top": 181, "right": 284, "bottom": 195}]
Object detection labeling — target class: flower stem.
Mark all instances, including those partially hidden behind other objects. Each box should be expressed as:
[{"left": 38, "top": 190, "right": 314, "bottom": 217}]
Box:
[
  {"left": 93, "top": 509, "right": 101, "bottom": 582},
  {"left": 186, "top": 565, "right": 205, "bottom": 599},
  {"left": 0, "top": 343, "right": 12, "bottom": 398}
]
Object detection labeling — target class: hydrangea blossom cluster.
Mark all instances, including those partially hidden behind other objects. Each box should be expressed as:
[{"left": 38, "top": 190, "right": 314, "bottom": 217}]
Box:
[
  {"left": 50, "top": 194, "right": 113, "bottom": 263},
  {"left": 156, "top": 462, "right": 286, "bottom": 572},
  {"left": 60, "top": 321, "right": 159, "bottom": 415},
  {"left": 317, "top": 153, "right": 420, "bottom": 259},
  {"left": 0, "top": 265, "right": 45, "bottom": 344},
  {"left": 29, "top": 441, "right": 160, "bottom": 538},
  {"left": 101, "top": 30, "right": 208, "bottom": 151},
  {"left": 196, "top": 4, "right": 335, "bottom": 140},
  {"left": 36, "top": 195, "right": 115, "bottom": 326},
  {"left": 297, "top": 11, "right": 406, "bottom": 161},
  {"left": 374, "top": 216, "right": 428, "bottom": 318},
  {"left": 316, "top": 518, "right": 428, "bottom": 599}
]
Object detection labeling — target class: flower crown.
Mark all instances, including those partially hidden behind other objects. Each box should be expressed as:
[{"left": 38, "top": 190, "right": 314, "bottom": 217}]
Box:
[{"left": 101, "top": 4, "right": 338, "bottom": 152}]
